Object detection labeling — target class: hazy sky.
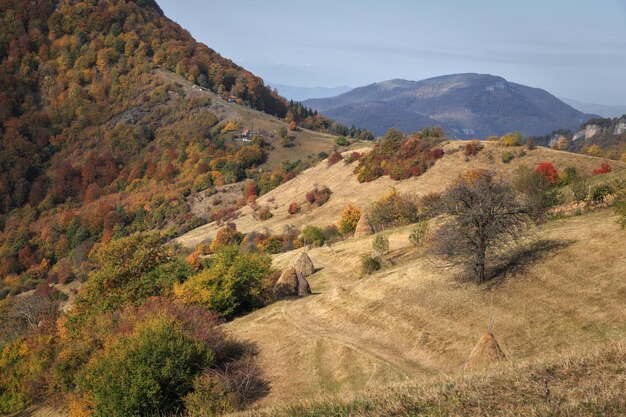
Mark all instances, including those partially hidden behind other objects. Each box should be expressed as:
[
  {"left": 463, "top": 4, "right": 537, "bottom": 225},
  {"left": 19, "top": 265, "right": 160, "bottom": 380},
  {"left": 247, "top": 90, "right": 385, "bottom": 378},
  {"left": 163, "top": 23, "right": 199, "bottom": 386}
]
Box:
[{"left": 158, "top": 0, "right": 626, "bottom": 105}]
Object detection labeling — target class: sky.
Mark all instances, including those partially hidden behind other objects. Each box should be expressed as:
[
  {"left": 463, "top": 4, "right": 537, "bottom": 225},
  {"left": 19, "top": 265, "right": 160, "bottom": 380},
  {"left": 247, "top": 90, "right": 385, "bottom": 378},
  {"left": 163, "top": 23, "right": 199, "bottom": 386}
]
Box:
[{"left": 157, "top": 0, "right": 626, "bottom": 105}]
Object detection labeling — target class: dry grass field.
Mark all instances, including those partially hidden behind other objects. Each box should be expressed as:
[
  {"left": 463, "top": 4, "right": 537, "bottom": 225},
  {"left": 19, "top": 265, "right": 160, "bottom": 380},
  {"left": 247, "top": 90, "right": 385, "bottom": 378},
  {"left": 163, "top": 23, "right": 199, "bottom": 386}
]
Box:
[
  {"left": 220, "top": 208, "right": 626, "bottom": 410},
  {"left": 176, "top": 141, "right": 625, "bottom": 248},
  {"left": 231, "top": 341, "right": 626, "bottom": 416}
]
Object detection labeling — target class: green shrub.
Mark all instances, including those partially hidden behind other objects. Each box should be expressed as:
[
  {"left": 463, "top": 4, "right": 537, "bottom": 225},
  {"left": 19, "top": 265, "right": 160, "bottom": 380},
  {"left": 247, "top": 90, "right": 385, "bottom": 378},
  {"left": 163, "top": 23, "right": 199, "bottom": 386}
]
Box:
[
  {"left": 513, "top": 166, "right": 561, "bottom": 221},
  {"left": 501, "top": 152, "right": 514, "bottom": 163},
  {"left": 174, "top": 246, "right": 272, "bottom": 318},
  {"left": 78, "top": 319, "right": 214, "bottom": 417},
  {"left": 372, "top": 234, "right": 389, "bottom": 256},
  {"left": 300, "top": 225, "right": 325, "bottom": 247},
  {"left": 335, "top": 136, "right": 349, "bottom": 146},
  {"left": 500, "top": 132, "right": 522, "bottom": 146},
  {"left": 360, "top": 255, "right": 381, "bottom": 275},
  {"left": 409, "top": 221, "right": 429, "bottom": 247},
  {"left": 591, "top": 184, "right": 614, "bottom": 203}
]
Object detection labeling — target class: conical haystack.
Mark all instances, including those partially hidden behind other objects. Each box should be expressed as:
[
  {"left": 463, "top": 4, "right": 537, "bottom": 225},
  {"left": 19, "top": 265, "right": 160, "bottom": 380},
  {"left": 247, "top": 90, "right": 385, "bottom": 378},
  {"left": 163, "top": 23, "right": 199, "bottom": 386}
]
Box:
[
  {"left": 293, "top": 252, "right": 315, "bottom": 277},
  {"left": 296, "top": 271, "right": 312, "bottom": 296},
  {"left": 273, "top": 266, "right": 312, "bottom": 298},
  {"left": 273, "top": 266, "right": 299, "bottom": 298},
  {"left": 463, "top": 332, "right": 506, "bottom": 369},
  {"left": 354, "top": 212, "right": 374, "bottom": 238}
]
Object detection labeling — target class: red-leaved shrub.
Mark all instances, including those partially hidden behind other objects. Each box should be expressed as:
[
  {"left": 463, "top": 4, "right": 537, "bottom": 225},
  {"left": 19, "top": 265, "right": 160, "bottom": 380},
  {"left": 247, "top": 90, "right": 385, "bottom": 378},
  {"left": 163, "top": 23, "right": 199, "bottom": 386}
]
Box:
[
  {"left": 535, "top": 162, "right": 559, "bottom": 186},
  {"left": 327, "top": 151, "right": 343, "bottom": 165},
  {"left": 592, "top": 163, "right": 612, "bottom": 176},
  {"left": 288, "top": 202, "right": 300, "bottom": 215}
]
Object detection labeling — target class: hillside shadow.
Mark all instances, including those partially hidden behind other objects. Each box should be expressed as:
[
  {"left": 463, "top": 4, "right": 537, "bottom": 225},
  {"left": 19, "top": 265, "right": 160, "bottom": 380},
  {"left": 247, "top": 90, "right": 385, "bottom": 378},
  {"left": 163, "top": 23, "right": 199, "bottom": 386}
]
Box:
[{"left": 484, "top": 238, "right": 575, "bottom": 286}]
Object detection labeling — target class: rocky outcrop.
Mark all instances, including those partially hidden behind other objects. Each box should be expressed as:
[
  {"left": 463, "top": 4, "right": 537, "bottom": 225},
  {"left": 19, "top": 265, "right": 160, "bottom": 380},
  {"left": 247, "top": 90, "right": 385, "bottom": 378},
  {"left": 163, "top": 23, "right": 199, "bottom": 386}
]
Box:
[{"left": 614, "top": 119, "right": 626, "bottom": 135}]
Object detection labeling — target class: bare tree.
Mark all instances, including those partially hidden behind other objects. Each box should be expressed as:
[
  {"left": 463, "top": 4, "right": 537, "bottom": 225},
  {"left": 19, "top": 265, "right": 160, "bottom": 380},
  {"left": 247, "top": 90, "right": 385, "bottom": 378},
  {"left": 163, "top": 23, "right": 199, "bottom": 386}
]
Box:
[{"left": 431, "top": 171, "right": 532, "bottom": 283}]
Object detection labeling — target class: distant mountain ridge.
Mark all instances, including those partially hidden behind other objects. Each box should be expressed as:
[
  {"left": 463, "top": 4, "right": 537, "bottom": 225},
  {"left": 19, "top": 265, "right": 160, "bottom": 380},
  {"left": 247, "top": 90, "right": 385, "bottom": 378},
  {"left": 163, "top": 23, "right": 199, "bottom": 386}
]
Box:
[
  {"left": 303, "top": 74, "right": 597, "bottom": 138},
  {"left": 269, "top": 83, "right": 352, "bottom": 101},
  {"left": 560, "top": 97, "right": 626, "bottom": 119}
]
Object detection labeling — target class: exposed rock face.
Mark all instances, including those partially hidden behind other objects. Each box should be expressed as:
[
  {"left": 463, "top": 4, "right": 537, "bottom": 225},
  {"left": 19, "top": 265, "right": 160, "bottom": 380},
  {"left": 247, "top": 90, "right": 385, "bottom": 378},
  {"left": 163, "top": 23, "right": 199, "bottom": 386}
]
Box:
[
  {"left": 614, "top": 119, "right": 626, "bottom": 135},
  {"left": 549, "top": 134, "right": 567, "bottom": 149},
  {"left": 585, "top": 124, "right": 603, "bottom": 139},
  {"left": 293, "top": 252, "right": 315, "bottom": 278},
  {"left": 572, "top": 129, "right": 585, "bottom": 141},
  {"left": 354, "top": 213, "right": 374, "bottom": 238}
]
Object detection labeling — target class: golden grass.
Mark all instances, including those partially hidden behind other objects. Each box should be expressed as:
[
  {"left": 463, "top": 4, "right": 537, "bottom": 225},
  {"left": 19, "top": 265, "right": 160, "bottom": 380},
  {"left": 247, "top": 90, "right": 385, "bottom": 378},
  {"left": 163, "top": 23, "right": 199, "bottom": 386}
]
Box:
[
  {"left": 229, "top": 340, "right": 626, "bottom": 416},
  {"left": 176, "top": 141, "right": 626, "bottom": 249},
  {"left": 222, "top": 209, "right": 626, "bottom": 408}
]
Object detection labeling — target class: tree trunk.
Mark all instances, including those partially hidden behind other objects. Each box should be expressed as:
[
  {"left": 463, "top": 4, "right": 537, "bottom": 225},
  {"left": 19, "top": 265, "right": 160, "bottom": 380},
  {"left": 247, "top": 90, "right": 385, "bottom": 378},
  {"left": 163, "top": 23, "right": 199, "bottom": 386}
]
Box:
[{"left": 475, "top": 239, "right": 486, "bottom": 283}]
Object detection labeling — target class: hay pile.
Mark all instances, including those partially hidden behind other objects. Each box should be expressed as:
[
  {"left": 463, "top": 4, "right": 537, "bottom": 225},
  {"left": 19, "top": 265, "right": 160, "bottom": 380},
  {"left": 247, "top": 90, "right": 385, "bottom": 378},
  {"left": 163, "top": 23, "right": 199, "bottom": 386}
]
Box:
[
  {"left": 354, "top": 212, "right": 374, "bottom": 238},
  {"left": 273, "top": 252, "right": 314, "bottom": 299},
  {"left": 273, "top": 266, "right": 299, "bottom": 298},
  {"left": 293, "top": 252, "right": 315, "bottom": 277},
  {"left": 463, "top": 332, "right": 506, "bottom": 369}
]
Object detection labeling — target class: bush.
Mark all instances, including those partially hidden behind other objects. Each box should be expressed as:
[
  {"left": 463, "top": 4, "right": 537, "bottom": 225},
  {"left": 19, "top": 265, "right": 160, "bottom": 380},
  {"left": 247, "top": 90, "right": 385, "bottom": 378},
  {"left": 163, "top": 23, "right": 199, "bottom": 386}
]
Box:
[
  {"left": 369, "top": 188, "right": 419, "bottom": 230},
  {"left": 526, "top": 139, "right": 536, "bottom": 150},
  {"left": 327, "top": 151, "right": 343, "bottom": 165},
  {"left": 409, "top": 221, "right": 429, "bottom": 247},
  {"left": 591, "top": 184, "right": 614, "bottom": 203},
  {"left": 305, "top": 186, "right": 332, "bottom": 206},
  {"left": 174, "top": 246, "right": 272, "bottom": 319},
  {"left": 300, "top": 225, "right": 325, "bottom": 247},
  {"left": 464, "top": 141, "right": 483, "bottom": 156},
  {"left": 613, "top": 181, "right": 626, "bottom": 228},
  {"left": 210, "top": 224, "right": 243, "bottom": 253},
  {"left": 345, "top": 152, "right": 363, "bottom": 163},
  {"left": 513, "top": 166, "right": 561, "bottom": 221},
  {"left": 287, "top": 202, "right": 300, "bottom": 215},
  {"left": 360, "top": 255, "right": 381, "bottom": 275},
  {"left": 372, "top": 234, "right": 389, "bottom": 256},
  {"left": 335, "top": 136, "right": 349, "bottom": 146},
  {"left": 558, "top": 167, "right": 578, "bottom": 186},
  {"left": 501, "top": 152, "right": 514, "bottom": 163},
  {"left": 592, "top": 163, "right": 612, "bottom": 176},
  {"left": 71, "top": 234, "right": 192, "bottom": 319},
  {"left": 535, "top": 162, "right": 559, "bottom": 186},
  {"left": 570, "top": 173, "right": 589, "bottom": 204},
  {"left": 337, "top": 204, "right": 361, "bottom": 235},
  {"left": 354, "top": 128, "right": 444, "bottom": 182},
  {"left": 78, "top": 319, "right": 214, "bottom": 417},
  {"left": 499, "top": 132, "right": 522, "bottom": 146},
  {"left": 256, "top": 207, "right": 272, "bottom": 221}
]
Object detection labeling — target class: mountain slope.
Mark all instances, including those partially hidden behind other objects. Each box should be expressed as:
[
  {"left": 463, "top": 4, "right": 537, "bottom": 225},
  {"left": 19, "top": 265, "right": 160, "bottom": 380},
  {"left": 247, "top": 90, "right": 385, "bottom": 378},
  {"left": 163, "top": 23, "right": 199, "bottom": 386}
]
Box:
[
  {"left": 175, "top": 145, "right": 626, "bottom": 407},
  {"left": 0, "top": 0, "right": 343, "bottom": 299},
  {"left": 268, "top": 83, "right": 352, "bottom": 101},
  {"left": 561, "top": 97, "right": 626, "bottom": 118},
  {"left": 304, "top": 74, "right": 597, "bottom": 138}
]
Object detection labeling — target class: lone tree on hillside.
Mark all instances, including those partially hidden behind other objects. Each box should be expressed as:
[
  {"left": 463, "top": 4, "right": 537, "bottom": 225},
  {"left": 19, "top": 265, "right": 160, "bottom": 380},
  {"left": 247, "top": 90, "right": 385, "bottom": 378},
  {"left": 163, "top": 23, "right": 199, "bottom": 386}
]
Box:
[{"left": 432, "top": 170, "right": 532, "bottom": 283}]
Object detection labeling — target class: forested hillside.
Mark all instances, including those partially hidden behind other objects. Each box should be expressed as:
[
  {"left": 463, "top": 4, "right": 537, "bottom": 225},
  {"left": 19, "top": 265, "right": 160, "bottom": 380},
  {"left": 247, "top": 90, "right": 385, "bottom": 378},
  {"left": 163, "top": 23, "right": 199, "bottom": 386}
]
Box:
[{"left": 0, "top": 0, "right": 365, "bottom": 299}]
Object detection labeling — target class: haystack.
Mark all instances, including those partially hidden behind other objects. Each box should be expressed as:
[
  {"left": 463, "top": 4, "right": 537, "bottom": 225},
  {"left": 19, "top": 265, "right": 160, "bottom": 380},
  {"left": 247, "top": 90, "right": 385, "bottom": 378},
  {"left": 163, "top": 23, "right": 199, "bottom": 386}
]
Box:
[
  {"left": 354, "top": 212, "right": 374, "bottom": 238},
  {"left": 463, "top": 332, "right": 506, "bottom": 369},
  {"left": 296, "top": 271, "right": 312, "bottom": 296},
  {"left": 273, "top": 266, "right": 299, "bottom": 298},
  {"left": 293, "top": 252, "right": 315, "bottom": 277},
  {"left": 273, "top": 266, "right": 312, "bottom": 298}
]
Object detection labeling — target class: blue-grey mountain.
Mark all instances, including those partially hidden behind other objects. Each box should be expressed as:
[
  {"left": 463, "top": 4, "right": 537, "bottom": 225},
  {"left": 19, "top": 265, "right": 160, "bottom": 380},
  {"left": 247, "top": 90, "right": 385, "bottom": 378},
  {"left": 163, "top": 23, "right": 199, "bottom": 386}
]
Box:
[{"left": 303, "top": 74, "right": 597, "bottom": 138}]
